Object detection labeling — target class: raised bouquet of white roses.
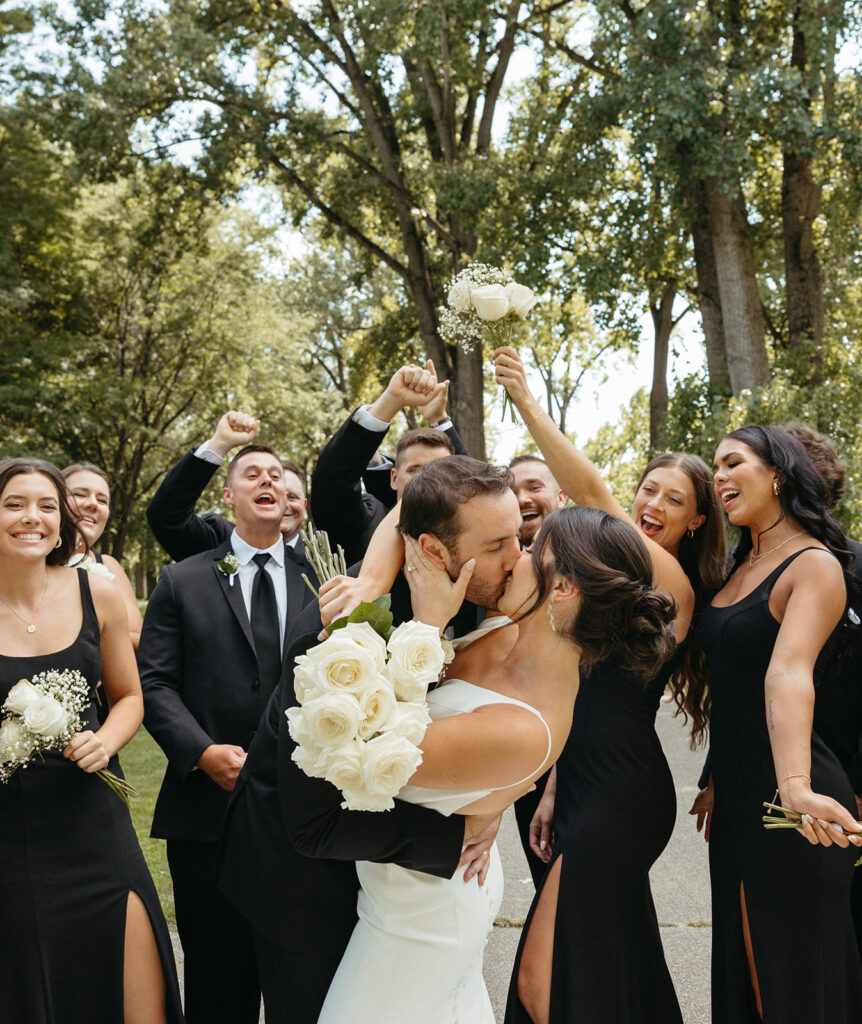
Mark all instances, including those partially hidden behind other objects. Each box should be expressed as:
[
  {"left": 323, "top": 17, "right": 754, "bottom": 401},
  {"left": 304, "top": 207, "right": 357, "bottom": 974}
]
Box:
[
  {"left": 439, "top": 263, "right": 538, "bottom": 420},
  {"left": 0, "top": 669, "right": 137, "bottom": 807},
  {"left": 286, "top": 617, "right": 450, "bottom": 811}
]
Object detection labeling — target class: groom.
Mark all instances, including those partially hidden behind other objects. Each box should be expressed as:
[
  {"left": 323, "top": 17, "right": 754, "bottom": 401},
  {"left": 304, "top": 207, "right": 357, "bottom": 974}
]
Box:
[{"left": 219, "top": 455, "right": 522, "bottom": 1023}]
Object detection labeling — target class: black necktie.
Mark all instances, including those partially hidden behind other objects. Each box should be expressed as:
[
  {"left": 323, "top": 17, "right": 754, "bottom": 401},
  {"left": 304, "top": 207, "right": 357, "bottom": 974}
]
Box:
[{"left": 251, "top": 553, "right": 282, "bottom": 690}]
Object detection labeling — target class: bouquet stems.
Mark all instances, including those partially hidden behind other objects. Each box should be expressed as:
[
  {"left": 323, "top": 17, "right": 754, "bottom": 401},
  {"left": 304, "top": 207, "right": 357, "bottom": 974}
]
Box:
[
  {"left": 97, "top": 768, "right": 137, "bottom": 808},
  {"left": 300, "top": 524, "right": 348, "bottom": 598},
  {"left": 763, "top": 800, "right": 862, "bottom": 867}
]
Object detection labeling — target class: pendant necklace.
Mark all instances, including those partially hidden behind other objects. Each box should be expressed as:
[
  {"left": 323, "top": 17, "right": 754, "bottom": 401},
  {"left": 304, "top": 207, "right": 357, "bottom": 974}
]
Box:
[
  {"left": 0, "top": 582, "right": 50, "bottom": 633},
  {"left": 749, "top": 531, "right": 802, "bottom": 568}
]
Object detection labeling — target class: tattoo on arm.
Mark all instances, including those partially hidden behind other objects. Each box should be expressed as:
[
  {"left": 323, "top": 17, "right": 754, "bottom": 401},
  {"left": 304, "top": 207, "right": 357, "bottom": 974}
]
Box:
[{"left": 768, "top": 698, "right": 775, "bottom": 732}]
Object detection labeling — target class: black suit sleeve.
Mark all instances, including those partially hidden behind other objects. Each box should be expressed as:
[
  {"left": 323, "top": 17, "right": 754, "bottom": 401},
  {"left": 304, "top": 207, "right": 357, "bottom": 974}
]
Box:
[
  {"left": 147, "top": 449, "right": 233, "bottom": 562},
  {"left": 139, "top": 566, "right": 215, "bottom": 778},
  {"left": 310, "top": 412, "right": 388, "bottom": 565},
  {"left": 277, "top": 630, "right": 463, "bottom": 878},
  {"left": 443, "top": 422, "right": 468, "bottom": 456}
]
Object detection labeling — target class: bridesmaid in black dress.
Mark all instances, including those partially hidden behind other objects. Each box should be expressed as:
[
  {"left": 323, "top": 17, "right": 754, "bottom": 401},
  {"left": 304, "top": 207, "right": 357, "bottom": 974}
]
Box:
[
  {"left": 494, "top": 348, "right": 725, "bottom": 1023},
  {"left": 699, "top": 426, "right": 862, "bottom": 1022},
  {"left": 0, "top": 458, "right": 183, "bottom": 1024}
]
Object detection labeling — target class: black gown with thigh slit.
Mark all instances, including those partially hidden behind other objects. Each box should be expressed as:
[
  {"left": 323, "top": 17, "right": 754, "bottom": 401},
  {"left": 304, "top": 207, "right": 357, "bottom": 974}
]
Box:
[
  {"left": 699, "top": 549, "right": 862, "bottom": 1023},
  {"left": 0, "top": 569, "right": 184, "bottom": 1024},
  {"left": 505, "top": 653, "right": 683, "bottom": 1023}
]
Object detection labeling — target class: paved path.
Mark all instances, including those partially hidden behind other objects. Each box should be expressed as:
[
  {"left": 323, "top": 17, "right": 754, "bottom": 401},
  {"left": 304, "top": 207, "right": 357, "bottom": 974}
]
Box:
[{"left": 171, "top": 702, "right": 712, "bottom": 1022}]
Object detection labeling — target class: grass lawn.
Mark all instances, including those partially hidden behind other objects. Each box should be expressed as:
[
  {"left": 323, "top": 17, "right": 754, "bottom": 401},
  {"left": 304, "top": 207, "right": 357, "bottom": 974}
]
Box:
[{"left": 122, "top": 726, "right": 175, "bottom": 927}]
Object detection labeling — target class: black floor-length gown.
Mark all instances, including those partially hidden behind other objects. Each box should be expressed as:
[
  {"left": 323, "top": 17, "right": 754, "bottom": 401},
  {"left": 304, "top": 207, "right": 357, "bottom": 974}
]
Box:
[
  {"left": 0, "top": 570, "right": 184, "bottom": 1024},
  {"left": 699, "top": 549, "right": 862, "bottom": 1023},
  {"left": 505, "top": 655, "right": 682, "bottom": 1023}
]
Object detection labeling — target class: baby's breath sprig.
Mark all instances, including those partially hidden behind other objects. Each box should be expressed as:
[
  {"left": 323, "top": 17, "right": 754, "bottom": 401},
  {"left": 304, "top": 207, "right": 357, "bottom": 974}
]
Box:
[{"left": 300, "top": 524, "right": 348, "bottom": 598}]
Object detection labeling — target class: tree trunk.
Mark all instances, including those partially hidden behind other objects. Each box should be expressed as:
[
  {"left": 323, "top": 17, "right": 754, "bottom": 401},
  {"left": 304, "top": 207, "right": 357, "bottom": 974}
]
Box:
[
  {"left": 703, "top": 178, "right": 770, "bottom": 394},
  {"left": 649, "top": 283, "right": 675, "bottom": 450},
  {"left": 687, "top": 178, "right": 730, "bottom": 395},
  {"left": 782, "top": 10, "right": 824, "bottom": 377}
]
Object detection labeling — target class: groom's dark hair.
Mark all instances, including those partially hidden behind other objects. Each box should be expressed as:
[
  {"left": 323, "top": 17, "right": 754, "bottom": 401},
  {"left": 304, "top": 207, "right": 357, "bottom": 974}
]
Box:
[{"left": 399, "top": 455, "right": 510, "bottom": 551}]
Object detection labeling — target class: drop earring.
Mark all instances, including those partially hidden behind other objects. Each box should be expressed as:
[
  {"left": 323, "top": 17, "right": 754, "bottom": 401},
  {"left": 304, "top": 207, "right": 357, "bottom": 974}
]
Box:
[
  {"left": 547, "top": 601, "right": 557, "bottom": 633},
  {"left": 773, "top": 479, "right": 781, "bottom": 496}
]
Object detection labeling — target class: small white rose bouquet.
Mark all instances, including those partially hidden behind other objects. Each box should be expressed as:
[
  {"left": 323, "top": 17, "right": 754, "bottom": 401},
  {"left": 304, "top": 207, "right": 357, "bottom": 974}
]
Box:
[
  {"left": 67, "top": 552, "right": 115, "bottom": 580},
  {"left": 287, "top": 618, "right": 449, "bottom": 811},
  {"left": 439, "top": 262, "right": 539, "bottom": 420},
  {"left": 0, "top": 669, "right": 137, "bottom": 807}
]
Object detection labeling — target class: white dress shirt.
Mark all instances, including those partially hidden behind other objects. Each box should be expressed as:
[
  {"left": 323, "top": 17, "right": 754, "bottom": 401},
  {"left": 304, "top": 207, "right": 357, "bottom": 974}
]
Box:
[{"left": 230, "top": 529, "right": 288, "bottom": 648}]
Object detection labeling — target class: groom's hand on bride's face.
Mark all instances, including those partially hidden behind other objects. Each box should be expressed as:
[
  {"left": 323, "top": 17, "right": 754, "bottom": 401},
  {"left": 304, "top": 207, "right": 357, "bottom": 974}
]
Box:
[{"left": 460, "top": 813, "right": 502, "bottom": 885}]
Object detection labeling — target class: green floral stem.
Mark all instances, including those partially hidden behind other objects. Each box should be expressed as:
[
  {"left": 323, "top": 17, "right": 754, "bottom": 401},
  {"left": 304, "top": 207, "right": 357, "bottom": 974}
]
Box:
[
  {"left": 300, "top": 525, "right": 348, "bottom": 598},
  {"left": 97, "top": 768, "right": 137, "bottom": 809}
]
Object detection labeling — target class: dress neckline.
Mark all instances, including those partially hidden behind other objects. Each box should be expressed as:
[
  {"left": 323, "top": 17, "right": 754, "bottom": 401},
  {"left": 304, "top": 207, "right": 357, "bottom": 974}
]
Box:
[
  {"left": 709, "top": 546, "right": 824, "bottom": 611},
  {"left": 0, "top": 569, "right": 90, "bottom": 661}
]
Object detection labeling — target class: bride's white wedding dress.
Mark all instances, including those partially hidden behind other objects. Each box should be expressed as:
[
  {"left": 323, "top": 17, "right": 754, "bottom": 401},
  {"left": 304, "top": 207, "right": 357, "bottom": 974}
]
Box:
[{"left": 317, "top": 671, "right": 552, "bottom": 1024}]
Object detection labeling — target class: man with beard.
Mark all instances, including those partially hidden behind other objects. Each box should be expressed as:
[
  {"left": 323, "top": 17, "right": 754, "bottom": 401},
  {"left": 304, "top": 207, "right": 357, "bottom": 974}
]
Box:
[{"left": 219, "top": 456, "right": 521, "bottom": 1023}]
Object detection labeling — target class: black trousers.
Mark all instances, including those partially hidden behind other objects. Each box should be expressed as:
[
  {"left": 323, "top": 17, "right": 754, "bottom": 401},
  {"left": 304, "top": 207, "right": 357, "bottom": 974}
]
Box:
[
  {"left": 251, "top": 928, "right": 343, "bottom": 1024},
  {"left": 167, "top": 840, "right": 260, "bottom": 1024}
]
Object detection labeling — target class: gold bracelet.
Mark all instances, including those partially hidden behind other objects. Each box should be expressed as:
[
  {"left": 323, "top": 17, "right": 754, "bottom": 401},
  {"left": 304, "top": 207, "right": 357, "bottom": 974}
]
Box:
[
  {"left": 782, "top": 772, "right": 811, "bottom": 783},
  {"left": 522, "top": 409, "right": 547, "bottom": 429}
]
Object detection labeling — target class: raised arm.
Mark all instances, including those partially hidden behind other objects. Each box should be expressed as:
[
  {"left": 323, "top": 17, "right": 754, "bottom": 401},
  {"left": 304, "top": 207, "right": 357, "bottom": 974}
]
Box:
[
  {"left": 494, "top": 346, "right": 694, "bottom": 637},
  {"left": 147, "top": 411, "right": 258, "bottom": 562}
]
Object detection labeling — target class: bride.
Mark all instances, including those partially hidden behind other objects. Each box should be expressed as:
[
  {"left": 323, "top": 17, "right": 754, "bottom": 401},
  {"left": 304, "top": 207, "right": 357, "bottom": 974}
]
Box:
[{"left": 316, "top": 503, "right": 681, "bottom": 1024}]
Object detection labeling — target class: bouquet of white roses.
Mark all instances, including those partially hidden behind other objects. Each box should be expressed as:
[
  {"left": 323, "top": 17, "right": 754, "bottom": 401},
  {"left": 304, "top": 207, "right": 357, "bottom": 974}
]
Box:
[
  {"left": 0, "top": 669, "right": 137, "bottom": 807},
  {"left": 439, "top": 263, "right": 538, "bottom": 420},
  {"left": 286, "top": 618, "right": 450, "bottom": 811}
]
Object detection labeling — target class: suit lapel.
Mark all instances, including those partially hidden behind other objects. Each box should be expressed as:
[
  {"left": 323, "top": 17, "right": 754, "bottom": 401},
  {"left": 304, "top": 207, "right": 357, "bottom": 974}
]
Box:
[{"left": 212, "top": 552, "right": 256, "bottom": 655}]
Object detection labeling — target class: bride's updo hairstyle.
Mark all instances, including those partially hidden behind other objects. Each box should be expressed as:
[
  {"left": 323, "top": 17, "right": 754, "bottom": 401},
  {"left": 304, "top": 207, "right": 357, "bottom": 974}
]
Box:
[
  {"left": 0, "top": 458, "right": 81, "bottom": 565},
  {"left": 527, "top": 506, "right": 677, "bottom": 680}
]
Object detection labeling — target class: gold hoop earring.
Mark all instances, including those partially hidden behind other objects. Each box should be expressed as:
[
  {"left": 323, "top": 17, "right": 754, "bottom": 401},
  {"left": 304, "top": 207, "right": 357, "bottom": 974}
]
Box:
[
  {"left": 686, "top": 528, "right": 695, "bottom": 540},
  {"left": 547, "top": 601, "right": 557, "bottom": 634},
  {"left": 54, "top": 538, "right": 62, "bottom": 549},
  {"left": 773, "top": 479, "right": 780, "bottom": 497}
]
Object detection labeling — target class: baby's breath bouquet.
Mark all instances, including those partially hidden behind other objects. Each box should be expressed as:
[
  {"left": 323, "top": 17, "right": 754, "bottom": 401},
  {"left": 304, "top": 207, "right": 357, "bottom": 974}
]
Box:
[
  {"left": 0, "top": 670, "right": 137, "bottom": 807},
  {"left": 439, "top": 263, "right": 539, "bottom": 420}
]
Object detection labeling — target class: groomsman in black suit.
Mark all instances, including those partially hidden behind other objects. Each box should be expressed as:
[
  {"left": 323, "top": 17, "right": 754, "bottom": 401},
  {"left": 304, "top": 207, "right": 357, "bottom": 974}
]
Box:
[
  {"left": 219, "top": 455, "right": 522, "bottom": 1024},
  {"left": 139, "top": 443, "right": 317, "bottom": 1024},
  {"left": 147, "top": 410, "right": 309, "bottom": 562},
  {"left": 312, "top": 361, "right": 468, "bottom": 564}
]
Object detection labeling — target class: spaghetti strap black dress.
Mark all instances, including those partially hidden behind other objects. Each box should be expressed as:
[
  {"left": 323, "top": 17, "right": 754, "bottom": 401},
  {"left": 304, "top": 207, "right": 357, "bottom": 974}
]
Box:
[
  {"left": 505, "top": 654, "right": 682, "bottom": 1023},
  {"left": 699, "top": 549, "right": 862, "bottom": 1023},
  {"left": 0, "top": 569, "right": 184, "bottom": 1024}
]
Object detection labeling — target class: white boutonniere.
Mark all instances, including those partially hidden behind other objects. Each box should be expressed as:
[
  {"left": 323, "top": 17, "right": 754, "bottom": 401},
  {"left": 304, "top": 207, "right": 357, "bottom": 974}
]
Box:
[{"left": 218, "top": 551, "right": 240, "bottom": 584}]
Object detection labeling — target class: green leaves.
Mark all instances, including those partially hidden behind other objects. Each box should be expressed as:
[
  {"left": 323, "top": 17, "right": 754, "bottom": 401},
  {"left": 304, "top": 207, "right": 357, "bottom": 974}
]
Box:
[{"left": 328, "top": 594, "right": 394, "bottom": 640}]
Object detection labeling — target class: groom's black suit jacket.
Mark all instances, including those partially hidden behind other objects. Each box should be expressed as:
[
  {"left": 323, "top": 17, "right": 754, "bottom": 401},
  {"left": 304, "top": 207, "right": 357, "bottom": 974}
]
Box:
[
  {"left": 219, "top": 572, "right": 482, "bottom": 957},
  {"left": 139, "top": 538, "right": 317, "bottom": 842}
]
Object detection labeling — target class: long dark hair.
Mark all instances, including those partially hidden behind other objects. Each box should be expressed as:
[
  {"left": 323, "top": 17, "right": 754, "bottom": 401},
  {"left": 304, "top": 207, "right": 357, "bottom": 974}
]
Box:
[
  {"left": 0, "top": 458, "right": 82, "bottom": 565},
  {"left": 522, "top": 506, "right": 677, "bottom": 679}
]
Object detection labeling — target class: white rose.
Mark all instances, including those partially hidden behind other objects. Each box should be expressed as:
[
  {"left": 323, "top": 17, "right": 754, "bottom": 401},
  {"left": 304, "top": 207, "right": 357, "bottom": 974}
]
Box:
[
  {"left": 381, "top": 701, "right": 431, "bottom": 746},
  {"left": 341, "top": 622, "right": 388, "bottom": 673},
  {"left": 323, "top": 738, "right": 365, "bottom": 794},
  {"left": 3, "top": 679, "right": 42, "bottom": 716},
  {"left": 504, "top": 281, "right": 539, "bottom": 319},
  {"left": 301, "top": 693, "right": 364, "bottom": 748},
  {"left": 340, "top": 787, "right": 395, "bottom": 812},
  {"left": 0, "top": 716, "right": 36, "bottom": 762},
  {"left": 360, "top": 732, "right": 423, "bottom": 804},
  {"left": 301, "top": 632, "right": 383, "bottom": 697},
  {"left": 22, "top": 695, "right": 69, "bottom": 740},
  {"left": 290, "top": 741, "right": 331, "bottom": 780},
  {"left": 356, "top": 677, "right": 397, "bottom": 740},
  {"left": 470, "top": 283, "right": 510, "bottom": 321},
  {"left": 386, "top": 621, "right": 446, "bottom": 701},
  {"left": 285, "top": 704, "right": 315, "bottom": 748},
  {"left": 447, "top": 278, "right": 473, "bottom": 314},
  {"left": 292, "top": 658, "right": 325, "bottom": 704}
]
